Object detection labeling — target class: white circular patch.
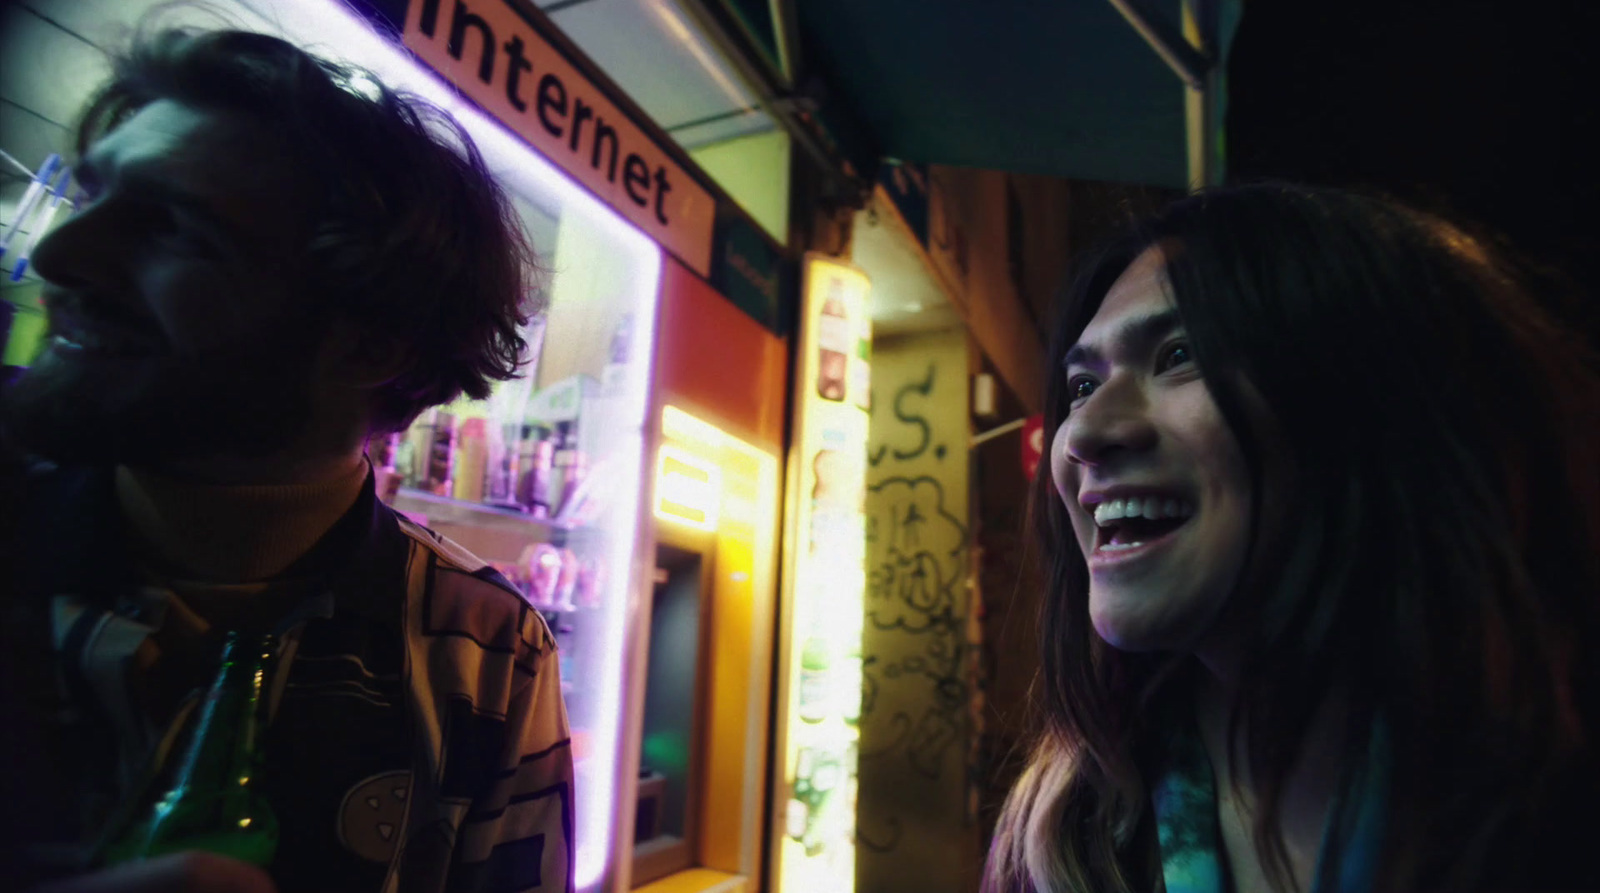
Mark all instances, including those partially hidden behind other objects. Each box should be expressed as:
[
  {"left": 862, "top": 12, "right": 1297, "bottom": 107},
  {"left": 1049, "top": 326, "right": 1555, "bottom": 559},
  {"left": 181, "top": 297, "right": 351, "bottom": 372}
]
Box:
[{"left": 337, "top": 770, "right": 412, "bottom": 862}]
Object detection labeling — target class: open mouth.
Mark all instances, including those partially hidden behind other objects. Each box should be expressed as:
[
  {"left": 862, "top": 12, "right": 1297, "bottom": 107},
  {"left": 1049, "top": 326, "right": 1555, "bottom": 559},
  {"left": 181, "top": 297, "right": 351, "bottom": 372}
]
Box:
[
  {"left": 48, "top": 316, "right": 163, "bottom": 358},
  {"left": 44, "top": 295, "right": 165, "bottom": 358},
  {"left": 1091, "top": 495, "right": 1194, "bottom": 554},
  {"left": 50, "top": 330, "right": 162, "bottom": 358}
]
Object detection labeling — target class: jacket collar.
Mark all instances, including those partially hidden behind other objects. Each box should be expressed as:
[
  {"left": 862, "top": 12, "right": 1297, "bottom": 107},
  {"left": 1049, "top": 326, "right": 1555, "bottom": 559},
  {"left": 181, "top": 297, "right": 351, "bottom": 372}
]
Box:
[{"left": 12, "top": 460, "right": 410, "bottom": 634}]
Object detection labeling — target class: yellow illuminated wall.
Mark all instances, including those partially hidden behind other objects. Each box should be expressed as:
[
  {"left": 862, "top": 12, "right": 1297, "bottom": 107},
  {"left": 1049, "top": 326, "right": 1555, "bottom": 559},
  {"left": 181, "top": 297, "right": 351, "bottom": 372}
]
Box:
[
  {"left": 857, "top": 328, "right": 978, "bottom": 893},
  {"left": 772, "top": 255, "right": 872, "bottom": 893}
]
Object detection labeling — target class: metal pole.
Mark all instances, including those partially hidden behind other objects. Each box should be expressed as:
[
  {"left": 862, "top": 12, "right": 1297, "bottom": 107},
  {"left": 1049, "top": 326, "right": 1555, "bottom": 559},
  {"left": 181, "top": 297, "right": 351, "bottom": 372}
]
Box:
[
  {"left": 1182, "top": 0, "right": 1223, "bottom": 189},
  {"left": 970, "top": 418, "right": 1027, "bottom": 447},
  {"left": 1105, "top": 0, "right": 1210, "bottom": 91}
]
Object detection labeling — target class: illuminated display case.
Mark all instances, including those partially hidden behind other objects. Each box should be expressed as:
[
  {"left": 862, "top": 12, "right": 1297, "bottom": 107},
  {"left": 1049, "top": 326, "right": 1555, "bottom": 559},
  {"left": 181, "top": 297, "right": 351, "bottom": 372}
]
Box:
[{"left": 771, "top": 255, "right": 873, "bottom": 892}]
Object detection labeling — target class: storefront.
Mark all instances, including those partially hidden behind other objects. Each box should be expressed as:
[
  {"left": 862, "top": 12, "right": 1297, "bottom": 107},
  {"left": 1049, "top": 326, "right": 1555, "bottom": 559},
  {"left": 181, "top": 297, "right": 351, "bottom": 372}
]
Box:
[
  {"left": 1, "top": 1, "right": 795, "bottom": 891},
  {"left": 348, "top": 3, "right": 797, "bottom": 891}
]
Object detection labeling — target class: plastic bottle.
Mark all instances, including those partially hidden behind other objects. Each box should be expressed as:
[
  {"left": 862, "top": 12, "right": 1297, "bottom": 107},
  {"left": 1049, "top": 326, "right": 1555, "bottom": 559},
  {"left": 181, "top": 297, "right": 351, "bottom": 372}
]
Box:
[{"left": 452, "top": 418, "right": 488, "bottom": 503}]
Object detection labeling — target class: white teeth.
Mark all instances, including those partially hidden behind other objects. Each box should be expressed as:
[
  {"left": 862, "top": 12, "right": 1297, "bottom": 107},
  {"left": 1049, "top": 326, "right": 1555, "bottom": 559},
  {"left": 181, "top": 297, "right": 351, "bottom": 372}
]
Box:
[
  {"left": 1091, "top": 496, "right": 1195, "bottom": 526},
  {"left": 1099, "top": 541, "right": 1144, "bottom": 552}
]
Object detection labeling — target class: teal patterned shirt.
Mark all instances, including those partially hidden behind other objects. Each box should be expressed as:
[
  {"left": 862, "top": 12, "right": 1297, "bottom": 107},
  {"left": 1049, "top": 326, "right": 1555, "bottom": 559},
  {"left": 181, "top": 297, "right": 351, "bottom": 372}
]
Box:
[{"left": 1152, "top": 717, "right": 1389, "bottom": 893}]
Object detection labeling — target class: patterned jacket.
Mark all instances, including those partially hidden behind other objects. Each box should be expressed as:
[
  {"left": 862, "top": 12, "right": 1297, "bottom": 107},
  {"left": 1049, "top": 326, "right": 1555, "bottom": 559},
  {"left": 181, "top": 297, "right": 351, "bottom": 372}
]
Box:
[{"left": 0, "top": 462, "right": 574, "bottom": 893}]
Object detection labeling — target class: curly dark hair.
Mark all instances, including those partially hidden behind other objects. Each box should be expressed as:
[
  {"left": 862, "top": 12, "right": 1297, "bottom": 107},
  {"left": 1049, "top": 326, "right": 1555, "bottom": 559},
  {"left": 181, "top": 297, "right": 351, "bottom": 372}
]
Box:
[{"left": 75, "top": 26, "right": 543, "bottom": 432}]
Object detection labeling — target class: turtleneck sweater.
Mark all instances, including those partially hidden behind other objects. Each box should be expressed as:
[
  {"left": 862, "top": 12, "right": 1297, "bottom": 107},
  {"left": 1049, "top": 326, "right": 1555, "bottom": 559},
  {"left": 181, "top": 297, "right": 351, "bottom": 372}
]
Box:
[{"left": 114, "top": 458, "right": 369, "bottom": 585}]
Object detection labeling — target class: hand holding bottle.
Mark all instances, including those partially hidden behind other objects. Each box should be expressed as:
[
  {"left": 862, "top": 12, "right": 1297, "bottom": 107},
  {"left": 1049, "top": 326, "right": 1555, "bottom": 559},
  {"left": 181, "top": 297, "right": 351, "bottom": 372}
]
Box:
[{"left": 34, "top": 852, "right": 277, "bottom": 893}]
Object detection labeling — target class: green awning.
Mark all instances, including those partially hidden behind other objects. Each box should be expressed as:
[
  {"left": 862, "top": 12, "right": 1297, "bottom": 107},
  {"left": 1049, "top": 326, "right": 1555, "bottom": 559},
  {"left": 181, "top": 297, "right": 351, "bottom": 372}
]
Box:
[{"left": 796, "top": 0, "right": 1189, "bottom": 188}]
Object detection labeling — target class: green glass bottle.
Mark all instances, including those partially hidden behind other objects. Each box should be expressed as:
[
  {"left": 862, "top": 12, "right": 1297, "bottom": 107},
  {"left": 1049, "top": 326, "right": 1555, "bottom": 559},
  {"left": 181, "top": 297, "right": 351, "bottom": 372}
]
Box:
[{"left": 102, "top": 631, "right": 280, "bottom": 867}]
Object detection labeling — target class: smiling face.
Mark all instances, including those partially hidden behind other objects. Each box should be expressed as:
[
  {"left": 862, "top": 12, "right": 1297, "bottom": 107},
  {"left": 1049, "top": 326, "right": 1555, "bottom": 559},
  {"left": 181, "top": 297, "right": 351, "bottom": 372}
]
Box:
[
  {"left": 3, "top": 99, "right": 331, "bottom": 467},
  {"left": 1051, "top": 246, "right": 1252, "bottom": 653}
]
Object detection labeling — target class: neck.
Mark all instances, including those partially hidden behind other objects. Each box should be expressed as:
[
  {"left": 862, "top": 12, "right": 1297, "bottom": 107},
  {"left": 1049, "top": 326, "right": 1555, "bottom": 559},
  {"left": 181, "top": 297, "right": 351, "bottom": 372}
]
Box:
[
  {"left": 1192, "top": 657, "right": 1349, "bottom": 893},
  {"left": 151, "top": 442, "right": 369, "bottom": 487},
  {"left": 115, "top": 451, "right": 370, "bottom": 582}
]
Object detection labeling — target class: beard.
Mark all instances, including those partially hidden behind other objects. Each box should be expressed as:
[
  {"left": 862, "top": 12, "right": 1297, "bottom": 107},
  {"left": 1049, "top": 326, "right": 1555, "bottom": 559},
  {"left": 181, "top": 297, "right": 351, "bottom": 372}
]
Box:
[{"left": 1, "top": 327, "right": 321, "bottom": 468}]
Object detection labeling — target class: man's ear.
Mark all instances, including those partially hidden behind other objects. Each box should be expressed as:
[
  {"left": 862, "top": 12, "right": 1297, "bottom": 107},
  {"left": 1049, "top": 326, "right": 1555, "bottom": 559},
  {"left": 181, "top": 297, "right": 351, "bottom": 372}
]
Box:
[{"left": 322, "top": 321, "right": 413, "bottom": 389}]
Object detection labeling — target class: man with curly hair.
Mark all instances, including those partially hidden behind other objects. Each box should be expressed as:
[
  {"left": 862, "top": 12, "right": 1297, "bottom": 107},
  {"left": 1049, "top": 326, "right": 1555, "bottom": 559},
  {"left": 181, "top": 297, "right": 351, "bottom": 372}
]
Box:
[{"left": 0, "top": 27, "right": 573, "bottom": 893}]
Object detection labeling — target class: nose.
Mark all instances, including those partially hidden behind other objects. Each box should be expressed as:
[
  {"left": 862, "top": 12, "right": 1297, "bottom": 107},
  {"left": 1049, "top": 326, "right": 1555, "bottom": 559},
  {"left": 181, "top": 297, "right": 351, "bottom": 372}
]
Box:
[
  {"left": 28, "top": 198, "right": 124, "bottom": 292},
  {"left": 1061, "top": 375, "right": 1158, "bottom": 467}
]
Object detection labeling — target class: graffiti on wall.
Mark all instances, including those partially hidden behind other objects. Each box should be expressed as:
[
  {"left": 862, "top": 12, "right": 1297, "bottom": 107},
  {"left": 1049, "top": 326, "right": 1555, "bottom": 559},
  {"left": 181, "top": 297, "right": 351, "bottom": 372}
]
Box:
[
  {"left": 864, "top": 471, "right": 968, "bottom": 778},
  {"left": 857, "top": 349, "right": 972, "bottom": 861}
]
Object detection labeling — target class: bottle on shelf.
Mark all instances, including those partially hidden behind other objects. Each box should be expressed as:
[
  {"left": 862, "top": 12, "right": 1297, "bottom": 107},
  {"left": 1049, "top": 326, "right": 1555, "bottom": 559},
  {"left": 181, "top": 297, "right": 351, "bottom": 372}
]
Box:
[
  {"left": 787, "top": 745, "right": 840, "bottom": 856},
  {"left": 556, "top": 452, "right": 588, "bottom": 519},
  {"left": 404, "top": 409, "right": 437, "bottom": 488},
  {"left": 815, "top": 279, "right": 850, "bottom": 402},
  {"left": 841, "top": 639, "right": 863, "bottom": 727},
  {"left": 601, "top": 313, "right": 633, "bottom": 396},
  {"left": 551, "top": 421, "right": 577, "bottom": 514},
  {"left": 797, "top": 624, "right": 834, "bottom": 725},
  {"left": 553, "top": 547, "right": 580, "bottom": 611},
  {"left": 553, "top": 620, "right": 577, "bottom": 692},
  {"left": 369, "top": 431, "right": 404, "bottom": 504},
  {"left": 423, "top": 411, "right": 456, "bottom": 496},
  {"left": 452, "top": 418, "right": 488, "bottom": 503},
  {"left": 483, "top": 421, "right": 518, "bottom": 507},
  {"left": 99, "top": 632, "right": 280, "bottom": 867},
  {"left": 518, "top": 432, "right": 555, "bottom": 519},
  {"left": 576, "top": 555, "right": 605, "bottom": 610},
  {"left": 524, "top": 542, "right": 564, "bottom": 609},
  {"left": 851, "top": 319, "right": 872, "bottom": 411},
  {"left": 393, "top": 436, "right": 416, "bottom": 490}
]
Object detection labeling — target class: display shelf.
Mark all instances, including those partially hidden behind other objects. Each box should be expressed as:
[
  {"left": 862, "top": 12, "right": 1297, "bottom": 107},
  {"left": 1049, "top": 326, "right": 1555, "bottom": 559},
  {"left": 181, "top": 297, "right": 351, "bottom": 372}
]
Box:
[{"left": 392, "top": 487, "right": 582, "bottom": 540}]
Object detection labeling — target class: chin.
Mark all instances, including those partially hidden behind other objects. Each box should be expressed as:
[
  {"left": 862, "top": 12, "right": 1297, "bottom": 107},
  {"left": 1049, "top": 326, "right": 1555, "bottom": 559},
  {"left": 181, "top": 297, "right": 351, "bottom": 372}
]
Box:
[
  {"left": 1, "top": 345, "right": 312, "bottom": 465},
  {"left": 1088, "top": 588, "right": 1213, "bottom": 654}
]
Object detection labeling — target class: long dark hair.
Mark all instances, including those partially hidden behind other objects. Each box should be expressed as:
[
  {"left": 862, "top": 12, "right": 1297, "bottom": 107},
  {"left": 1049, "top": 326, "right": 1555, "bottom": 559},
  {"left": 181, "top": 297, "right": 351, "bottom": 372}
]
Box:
[
  {"left": 985, "top": 183, "right": 1600, "bottom": 892},
  {"left": 76, "top": 24, "right": 543, "bottom": 432}
]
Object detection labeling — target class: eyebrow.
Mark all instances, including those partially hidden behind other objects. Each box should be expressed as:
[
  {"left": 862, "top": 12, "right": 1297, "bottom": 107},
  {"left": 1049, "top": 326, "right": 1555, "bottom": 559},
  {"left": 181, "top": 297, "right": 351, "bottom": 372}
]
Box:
[
  {"left": 1063, "top": 308, "right": 1184, "bottom": 370},
  {"left": 80, "top": 152, "right": 246, "bottom": 248}
]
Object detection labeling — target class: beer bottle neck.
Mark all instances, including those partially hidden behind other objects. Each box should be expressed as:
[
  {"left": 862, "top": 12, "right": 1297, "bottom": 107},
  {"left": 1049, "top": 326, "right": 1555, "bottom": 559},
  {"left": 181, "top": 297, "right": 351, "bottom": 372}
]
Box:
[{"left": 166, "top": 632, "right": 275, "bottom": 797}]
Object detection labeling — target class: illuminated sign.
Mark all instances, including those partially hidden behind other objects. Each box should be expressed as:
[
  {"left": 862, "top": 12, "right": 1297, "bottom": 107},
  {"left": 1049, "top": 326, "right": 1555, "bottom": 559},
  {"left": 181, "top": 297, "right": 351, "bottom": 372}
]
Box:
[
  {"left": 403, "top": 0, "right": 717, "bottom": 275},
  {"left": 655, "top": 443, "right": 721, "bottom": 530}
]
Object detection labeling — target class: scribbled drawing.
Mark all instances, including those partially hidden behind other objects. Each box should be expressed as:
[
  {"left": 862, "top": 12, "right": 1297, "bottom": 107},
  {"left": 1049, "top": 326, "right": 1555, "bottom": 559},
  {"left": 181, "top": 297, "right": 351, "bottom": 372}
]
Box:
[
  {"left": 863, "top": 473, "right": 970, "bottom": 782},
  {"left": 860, "top": 653, "right": 882, "bottom": 716},
  {"left": 856, "top": 814, "right": 903, "bottom": 853},
  {"left": 859, "top": 350, "right": 977, "bottom": 867},
  {"left": 868, "top": 366, "right": 937, "bottom": 468}
]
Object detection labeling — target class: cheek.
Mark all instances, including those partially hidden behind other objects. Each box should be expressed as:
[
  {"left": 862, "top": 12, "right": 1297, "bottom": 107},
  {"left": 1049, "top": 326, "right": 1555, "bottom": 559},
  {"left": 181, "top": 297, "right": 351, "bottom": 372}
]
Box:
[
  {"left": 141, "top": 263, "right": 286, "bottom": 349},
  {"left": 1051, "top": 423, "right": 1095, "bottom": 547},
  {"left": 1049, "top": 422, "right": 1075, "bottom": 502},
  {"left": 1173, "top": 387, "right": 1254, "bottom": 563}
]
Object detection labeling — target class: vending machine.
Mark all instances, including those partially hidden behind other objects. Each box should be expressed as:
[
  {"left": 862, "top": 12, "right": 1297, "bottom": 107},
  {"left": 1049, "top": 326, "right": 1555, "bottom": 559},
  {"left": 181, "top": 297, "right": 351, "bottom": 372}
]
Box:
[{"left": 769, "top": 254, "right": 873, "bottom": 892}]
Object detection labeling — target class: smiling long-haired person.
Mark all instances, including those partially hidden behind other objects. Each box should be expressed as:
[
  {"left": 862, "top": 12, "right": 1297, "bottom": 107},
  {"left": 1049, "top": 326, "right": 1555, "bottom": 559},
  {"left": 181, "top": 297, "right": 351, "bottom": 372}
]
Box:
[{"left": 983, "top": 184, "right": 1600, "bottom": 893}]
